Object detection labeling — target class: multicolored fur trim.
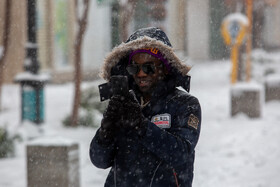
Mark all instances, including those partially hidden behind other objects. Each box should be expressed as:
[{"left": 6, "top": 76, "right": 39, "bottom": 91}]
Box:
[{"left": 100, "top": 36, "right": 191, "bottom": 81}]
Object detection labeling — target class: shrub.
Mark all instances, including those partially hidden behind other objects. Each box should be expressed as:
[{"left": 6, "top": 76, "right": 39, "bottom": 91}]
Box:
[
  {"left": 63, "top": 86, "right": 108, "bottom": 127},
  {"left": 63, "top": 109, "right": 97, "bottom": 127},
  {"left": 80, "top": 86, "right": 108, "bottom": 113},
  {"left": 0, "top": 127, "right": 15, "bottom": 158}
]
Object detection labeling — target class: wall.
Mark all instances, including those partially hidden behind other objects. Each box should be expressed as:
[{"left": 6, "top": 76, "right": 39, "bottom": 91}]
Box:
[
  {"left": 0, "top": 0, "right": 26, "bottom": 83},
  {"left": 82, "top": 1, "right": 111, "bottom": 72},
  {"left": 187, "top": 0, "right": 210, "bottom": 60},
  {"left": 37, "top": 0, "right": 55, "bottom": 70},
  {"left": 167, "top": 0, "right": 187, "bottom": 58},
  {"left": 263, "top": 3, "right": 280, "bottom": 50}
]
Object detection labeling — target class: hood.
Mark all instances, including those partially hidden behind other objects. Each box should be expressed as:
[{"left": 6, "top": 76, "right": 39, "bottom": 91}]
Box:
[{"left": 100, "top": 27, "right": 191, "bottom": 82}]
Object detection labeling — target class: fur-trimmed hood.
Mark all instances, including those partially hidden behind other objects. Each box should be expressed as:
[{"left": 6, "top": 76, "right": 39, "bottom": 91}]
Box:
[{"left": 100, "top": 27, "right": 191, "bottom": 82}]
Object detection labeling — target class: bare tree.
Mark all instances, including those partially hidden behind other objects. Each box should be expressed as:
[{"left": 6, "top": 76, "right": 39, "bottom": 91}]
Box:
[
  {"left": 119, "top": 0, "right": 137, "bottom": 41},
  {"left": 0, "top": 0, "right": 12, "bottom": 111},
  {"left": 70, "top": 0, "right": 91, "bottom": 127}
]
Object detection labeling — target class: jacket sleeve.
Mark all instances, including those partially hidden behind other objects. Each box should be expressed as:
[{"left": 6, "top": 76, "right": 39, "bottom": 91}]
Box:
[
  {"left": 89, "top": 128, "right": 116, "bottom": 169},
  {"left": 139, "top": 96, "right": 201, "bottom": 167}
]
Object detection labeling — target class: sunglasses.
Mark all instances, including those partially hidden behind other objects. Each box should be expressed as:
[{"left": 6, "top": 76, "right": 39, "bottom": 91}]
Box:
[{"left": 126, "top": 63, "right": 163, "bottom": 75}]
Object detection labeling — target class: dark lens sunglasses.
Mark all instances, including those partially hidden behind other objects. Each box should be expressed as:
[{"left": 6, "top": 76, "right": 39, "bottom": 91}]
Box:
[{"left": 126, "top": 63, "right": 163, "bottom": 75}]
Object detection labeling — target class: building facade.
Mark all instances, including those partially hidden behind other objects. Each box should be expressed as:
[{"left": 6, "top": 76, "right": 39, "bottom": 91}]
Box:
[
  {"left": 0, "top": 0, "right": 111, "bottom": 84},
  {"left": 0, "top": 0, "right": 26, "bottom": 83},
  {"left": 1, "top": 0, "right": 280, "bottom": 83}
]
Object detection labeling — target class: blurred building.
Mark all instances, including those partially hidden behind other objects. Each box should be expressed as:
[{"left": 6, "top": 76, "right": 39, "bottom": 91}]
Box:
[
  {"left": 0, "top": 0, "right": 110, "bottom": 84},
  {"left": 121, "top": 0, "right": 280, "bottom": 60},
  {"left": 1, "top": 0, "right": 280, "bottom": 83},
  {"left": 36, "top": 0, "right": 111, "bottom": 83},
  {"left": 171, "top": 0, "right": 280, "bottom": 60}
]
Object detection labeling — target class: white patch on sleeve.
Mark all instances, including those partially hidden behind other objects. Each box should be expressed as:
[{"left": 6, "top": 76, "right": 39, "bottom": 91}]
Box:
[{"left": 151, "top": 113, "right": 171, "bottom": 128}]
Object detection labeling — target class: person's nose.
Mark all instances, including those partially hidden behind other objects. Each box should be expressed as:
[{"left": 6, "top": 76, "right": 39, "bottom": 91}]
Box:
[{"left": 136, "top": 67, "right": 147, "bottom": 77}]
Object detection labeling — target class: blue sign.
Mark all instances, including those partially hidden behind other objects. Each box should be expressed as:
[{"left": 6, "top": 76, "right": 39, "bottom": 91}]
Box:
[{"left": 228, "top": 21, "right": 240, "bottom": 40}]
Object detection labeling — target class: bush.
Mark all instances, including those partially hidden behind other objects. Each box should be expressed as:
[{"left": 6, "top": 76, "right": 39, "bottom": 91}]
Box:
[
  {"left": 80, "top": 86, "right": 108, "bottom": 113},
  {"left": 63, "top": 109, "right": 97, "bottom": 127},
  {"left": 0, "top": 127, "right": 15, "bottom": 158},
  {"left": 63, "top": 86, "right": 108, "bottom": 127}
]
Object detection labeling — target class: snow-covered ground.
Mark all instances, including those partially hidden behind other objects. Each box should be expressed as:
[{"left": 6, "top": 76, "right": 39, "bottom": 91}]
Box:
[{"left": 0, "top": 60, "right": 280, "bottom": 187}]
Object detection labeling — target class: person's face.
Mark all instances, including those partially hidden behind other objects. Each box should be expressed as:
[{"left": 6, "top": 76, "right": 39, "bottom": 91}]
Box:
[{"left": 131, "top": 53, "right": 167, "bottom": 94}]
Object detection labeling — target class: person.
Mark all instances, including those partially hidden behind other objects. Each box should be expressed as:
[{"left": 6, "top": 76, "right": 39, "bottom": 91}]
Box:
[{"left": 89, "top": 27, "right": 201, "bottom": 187}]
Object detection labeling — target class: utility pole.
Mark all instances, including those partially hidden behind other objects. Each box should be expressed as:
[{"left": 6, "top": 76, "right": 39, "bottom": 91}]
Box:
[
  {"left": 26, "top": 0, "right": 39, "bottom": 74},
  {"left": 246, "top": 0, "right": 253, "bottom": 82}
]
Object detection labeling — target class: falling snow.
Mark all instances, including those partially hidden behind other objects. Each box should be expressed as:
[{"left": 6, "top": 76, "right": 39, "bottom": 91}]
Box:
[{"left": 0, "top": 57, "right": 280, "bottom": 186}]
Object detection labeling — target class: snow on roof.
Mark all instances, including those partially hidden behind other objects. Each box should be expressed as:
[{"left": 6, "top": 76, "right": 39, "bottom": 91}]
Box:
[
  {"left": 14, "top": 72, "right": 51, "bottom": 82},
  {"left": 265, "top": 74, "right": 280, "bottom": 86},
  {"left": 231, "top": 82, "right": 264, "bottom": 91},
  {"left": 25, "top": 42, "right": 38, "bottom": 48},
  {"left": 28, "top": 136, "right": 78, "bottom": 147},
  {"left": 231, "top": 82, "right": 264, "bottom": 98},
  {"left": 224, "top": 13, "right": 249, "bottom": 26},
  {"left": 252, "top": 49, "right": 280, "bottom": 63}
]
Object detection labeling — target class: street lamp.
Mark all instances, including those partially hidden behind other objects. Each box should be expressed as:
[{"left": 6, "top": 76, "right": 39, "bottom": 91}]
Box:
[{"left": 14, "top": 0, "right": 50, "bottom": 124}]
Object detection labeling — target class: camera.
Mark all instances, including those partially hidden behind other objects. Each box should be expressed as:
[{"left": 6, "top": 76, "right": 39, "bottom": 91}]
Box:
[{"left": 98, "top": 75, "right": 129, "bottom": 102}]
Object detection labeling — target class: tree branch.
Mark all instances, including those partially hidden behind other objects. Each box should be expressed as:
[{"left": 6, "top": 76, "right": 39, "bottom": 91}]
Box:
[{"left": 71, "top": 0, "right": 91, "bottom": 126}]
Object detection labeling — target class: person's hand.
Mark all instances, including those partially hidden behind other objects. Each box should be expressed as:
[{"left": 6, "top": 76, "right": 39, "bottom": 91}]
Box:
[
  {"left": 99, "top": 95, "right": 123, "bottom": 143},
  {"left": 121, "top": 91, "right": 147, "bottom": 136},
  {"left": 103, "top": 95, "right": 124, "bottom": 121}
]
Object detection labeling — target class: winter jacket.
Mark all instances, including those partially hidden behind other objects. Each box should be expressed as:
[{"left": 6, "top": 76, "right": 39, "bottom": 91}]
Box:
[{"left": 90, "top": 27, "right": 201, "bottom": 187}]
